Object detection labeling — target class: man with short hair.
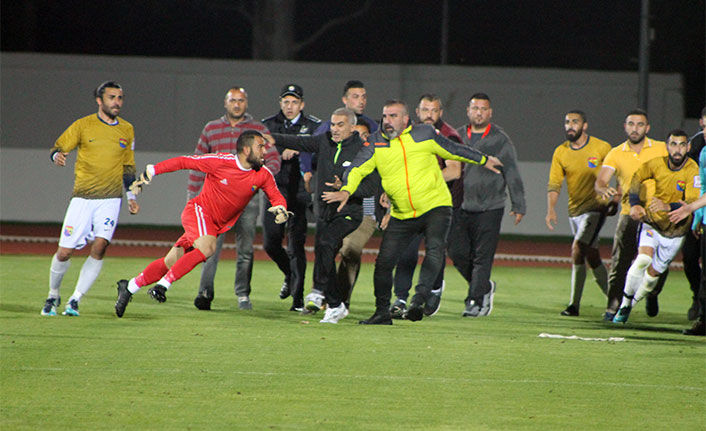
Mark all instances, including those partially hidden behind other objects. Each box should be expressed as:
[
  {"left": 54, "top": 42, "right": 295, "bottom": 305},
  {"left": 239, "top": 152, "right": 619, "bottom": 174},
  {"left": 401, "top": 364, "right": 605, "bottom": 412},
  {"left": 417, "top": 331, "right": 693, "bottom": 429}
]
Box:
[
  {"left": 595, "top": 109, "right": 668, "bottom": 320},
  {"left": 323, "top": 100, "right": 502, "bottom": 325},
  {"left": 452, "top": 93, "right": 526, "bottom": 318},
  {"left": 545, "top": 110, "right": 613, "bottom": 316},
  {"left": 613, "top": 130, "right": 699, "bottom": 324},
  {"left": 41, "top": 81, "right": 139, "bottom": 317},
  {"left": 115, "top": 131, "right": 288, "bottom": 317},
  {"left": 389, "top": 93, "right": 464, "bottom": 318},
  {"left": 261, "top": 84, "right": 321, "bottom": 311},
  {"left": 190, "top": 87, "right": 280, "bottom": 311},
  {"left": 268, "top": 108, "right": 379, "bottom": 324}
]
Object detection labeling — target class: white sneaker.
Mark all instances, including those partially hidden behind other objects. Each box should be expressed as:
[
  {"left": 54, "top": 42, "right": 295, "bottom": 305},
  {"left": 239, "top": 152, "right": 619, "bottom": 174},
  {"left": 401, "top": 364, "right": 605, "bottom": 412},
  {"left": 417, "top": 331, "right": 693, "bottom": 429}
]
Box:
[
  {"left": 304, "top": 291, "right": 325, "bottom": 314},
  {"left": 319, "top": 303, "right": 349, "bottom": 324}
]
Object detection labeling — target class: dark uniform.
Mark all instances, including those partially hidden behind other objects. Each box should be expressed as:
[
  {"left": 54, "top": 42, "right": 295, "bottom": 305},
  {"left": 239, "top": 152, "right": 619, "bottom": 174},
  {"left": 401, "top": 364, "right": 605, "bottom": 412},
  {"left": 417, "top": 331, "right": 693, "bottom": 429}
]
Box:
[{"left": 261, "top": 110, "right": 321, "bottom": 310}]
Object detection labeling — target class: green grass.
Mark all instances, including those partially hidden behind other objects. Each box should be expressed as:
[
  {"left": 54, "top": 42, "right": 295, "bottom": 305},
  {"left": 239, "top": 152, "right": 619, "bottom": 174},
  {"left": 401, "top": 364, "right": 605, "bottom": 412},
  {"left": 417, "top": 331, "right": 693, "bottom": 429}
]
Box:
[{"left": 1, "top": 255, "right": 704, "bottom": 430}]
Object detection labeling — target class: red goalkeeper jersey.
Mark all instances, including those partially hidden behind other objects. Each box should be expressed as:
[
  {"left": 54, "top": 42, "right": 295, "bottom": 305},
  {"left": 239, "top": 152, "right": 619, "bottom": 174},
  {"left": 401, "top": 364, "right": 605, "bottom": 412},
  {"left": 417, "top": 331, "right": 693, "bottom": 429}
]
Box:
[{"left": 155, "top": 153, "right": 285, "bottom": 234}]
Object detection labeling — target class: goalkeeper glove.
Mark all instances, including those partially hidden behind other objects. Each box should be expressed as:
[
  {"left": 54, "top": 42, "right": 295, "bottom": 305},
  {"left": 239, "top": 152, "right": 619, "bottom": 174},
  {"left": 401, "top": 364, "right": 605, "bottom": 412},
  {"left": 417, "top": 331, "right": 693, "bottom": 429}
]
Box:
[
  {"left": 267, "top": 205, "right": 293, "bottom": 224},
  {"left": 129, "top": 164, "right": 154, "bottom": 195}
]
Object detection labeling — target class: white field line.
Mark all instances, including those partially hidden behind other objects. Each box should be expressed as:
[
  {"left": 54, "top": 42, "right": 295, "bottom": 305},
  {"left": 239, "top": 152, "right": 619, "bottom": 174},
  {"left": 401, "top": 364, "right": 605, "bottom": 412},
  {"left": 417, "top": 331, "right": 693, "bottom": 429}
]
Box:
[
  {"left": 13, "top": 366, "right": 705, "bottom": 392},
  {"left": 0, "top": 235, "right": 685, "bottom": 269}
]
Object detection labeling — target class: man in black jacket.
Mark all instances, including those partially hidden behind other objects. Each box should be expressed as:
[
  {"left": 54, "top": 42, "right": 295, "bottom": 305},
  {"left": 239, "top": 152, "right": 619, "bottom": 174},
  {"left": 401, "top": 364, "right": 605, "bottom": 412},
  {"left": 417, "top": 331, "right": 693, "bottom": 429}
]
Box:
[
  {"left": 268, "top": 108, "right": 380, "bottom": 324},
  {"left": 261, "top": 84, "right": 321, "bottom": 311}
]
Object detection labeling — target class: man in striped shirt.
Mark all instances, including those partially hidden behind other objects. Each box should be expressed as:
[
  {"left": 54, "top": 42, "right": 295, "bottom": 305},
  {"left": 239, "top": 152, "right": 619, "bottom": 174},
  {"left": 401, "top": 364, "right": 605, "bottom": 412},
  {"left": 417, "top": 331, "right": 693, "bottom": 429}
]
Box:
[{"left": 190, "top": 87, "right": 281, "bottom": 311}]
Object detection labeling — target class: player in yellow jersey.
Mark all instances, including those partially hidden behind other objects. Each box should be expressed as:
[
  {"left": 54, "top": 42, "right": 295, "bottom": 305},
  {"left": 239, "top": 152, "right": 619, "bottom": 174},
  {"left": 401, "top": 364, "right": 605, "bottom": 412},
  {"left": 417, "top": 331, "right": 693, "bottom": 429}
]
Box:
[
  {"left": 546, "top": 110, "right": 613, "bottom": 316},
  {"left": 613, "top": 130, "right": 699, "bottom": 323},
  {"left": 594, "top": 109, "right": 668, "bottom": 321},
  {"left": 41, "top": 81, "right": 139, "bottom": 317}
]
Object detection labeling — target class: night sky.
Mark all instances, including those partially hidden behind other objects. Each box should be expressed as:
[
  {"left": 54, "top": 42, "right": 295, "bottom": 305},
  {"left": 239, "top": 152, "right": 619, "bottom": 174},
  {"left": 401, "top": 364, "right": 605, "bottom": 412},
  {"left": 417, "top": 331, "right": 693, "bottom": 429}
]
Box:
[{"left": 2, "top": 0, "right": 704, "bottom": 116}]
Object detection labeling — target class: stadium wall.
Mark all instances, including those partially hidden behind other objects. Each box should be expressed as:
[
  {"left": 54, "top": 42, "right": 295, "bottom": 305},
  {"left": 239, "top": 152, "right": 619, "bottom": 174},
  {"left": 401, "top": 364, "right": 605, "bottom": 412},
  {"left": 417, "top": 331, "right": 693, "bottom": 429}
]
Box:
[{"left": 0, "top": 53, "right": 687, "bottom": 237}]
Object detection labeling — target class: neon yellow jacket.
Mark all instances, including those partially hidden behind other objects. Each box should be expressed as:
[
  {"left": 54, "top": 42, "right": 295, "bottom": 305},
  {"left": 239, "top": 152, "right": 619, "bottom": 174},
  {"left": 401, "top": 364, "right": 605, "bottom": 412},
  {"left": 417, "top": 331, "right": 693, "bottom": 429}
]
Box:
[{"left": 342, "top": 124, "right": 487, "bottom": 219}]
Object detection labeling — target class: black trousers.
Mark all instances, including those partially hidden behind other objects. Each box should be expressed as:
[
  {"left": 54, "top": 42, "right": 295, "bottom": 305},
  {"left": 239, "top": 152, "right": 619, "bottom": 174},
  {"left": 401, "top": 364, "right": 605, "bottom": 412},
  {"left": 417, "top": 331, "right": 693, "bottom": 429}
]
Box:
[
  {"left": 373, "top": 206, "right": 452, "bottom": 311},
  {"left": 393, "top": 232, "right": 446, "bottom": 301},
  {"left": 681, "top": 231, "right": 702, "bottom": 300},
  {"left": 448, "top": 208, "right": 503, "bottom": 304},
  {"left": 263, "top": 191, "right": 309, "bottom": 307},
  {"left": 314, "top": 212, "right": 362, "bottom": 308}
]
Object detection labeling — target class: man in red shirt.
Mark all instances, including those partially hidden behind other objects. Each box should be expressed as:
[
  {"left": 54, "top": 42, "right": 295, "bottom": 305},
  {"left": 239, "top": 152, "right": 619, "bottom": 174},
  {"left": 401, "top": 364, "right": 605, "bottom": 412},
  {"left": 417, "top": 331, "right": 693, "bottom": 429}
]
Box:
[{"left": 115, "top": 131, "right": 288, "bottom": 317}]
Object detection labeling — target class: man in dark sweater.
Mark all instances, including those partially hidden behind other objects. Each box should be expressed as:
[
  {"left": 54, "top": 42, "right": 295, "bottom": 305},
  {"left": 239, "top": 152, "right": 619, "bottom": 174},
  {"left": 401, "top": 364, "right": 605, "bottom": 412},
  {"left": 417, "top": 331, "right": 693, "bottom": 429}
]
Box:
[{"left": 267, "top": 108, "right": 380, "bottom": 324}]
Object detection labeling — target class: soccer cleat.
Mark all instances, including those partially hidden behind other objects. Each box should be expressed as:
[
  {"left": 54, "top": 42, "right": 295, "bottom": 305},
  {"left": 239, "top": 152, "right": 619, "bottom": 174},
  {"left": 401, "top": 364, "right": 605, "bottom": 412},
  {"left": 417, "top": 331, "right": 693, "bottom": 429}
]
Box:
[
  {"left": 645, "top": 294, "right": 659, "bottom": 317},
  {"left": 424, "top": 280, "right": 445, "bottom": 317},
  {"left": 389, "top": 298, "right": 407, "bottom": 319},
  {"left": 148, "top": 285, "right": 167, "bottom": 303},
  {"left": 479, "top": 280, "right": 496, "bottom": 316},
  {"left": 238, "top": 296, "right": 252, "bottom": 310},
  {"left": 602, "top": 311, "right": 616, "bottom": 322},
  {"left": 682, "top": 319, "right": 705, "bottom": 336},
  {"left": 560, "top": 305, "right": 579, "bottom": 317},
  {"left": 41, "top": 297, "right": 60, "bottom": 316},
  {"left": 279, "top": 281, "right": 291, "bottom": 300},
  {"left": 304, "top": 292, "right": 325, "bottom": 314},
  {"left": 359, "top": 310, "right": 393, "bottom": 325},
  {"left": 320, "top": 303, "right": 349, "bottom": 324},
  {"left": 194, "top": 295, "right": 212, "bottom": 311},
  {"left": 613, "top": 306, "right": 632, "bottom": 324},
  {"left": 462, "top": 300, "right": 481, "bottom": 318},
  {"left": 115, "top": 279, "right": 133, "bottom": 318},
  {"left": 290, "top": 305, "right": 303, "bottom": 312},
  {"left": 62, "top": 299, "right": 79, "bottom": 316}
]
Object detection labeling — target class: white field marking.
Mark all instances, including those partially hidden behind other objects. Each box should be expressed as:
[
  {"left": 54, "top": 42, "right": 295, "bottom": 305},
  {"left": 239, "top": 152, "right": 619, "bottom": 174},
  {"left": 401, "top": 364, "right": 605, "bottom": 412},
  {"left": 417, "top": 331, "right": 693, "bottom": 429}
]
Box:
[
  {"left": 539, "top": 333, "right": 626, "bottom": 342},
  {"left": 14, "top": 367, "right": 704, "bottom": 392},
  {"left": 0, "top": 235, "right": 685, "bottom": 268}
]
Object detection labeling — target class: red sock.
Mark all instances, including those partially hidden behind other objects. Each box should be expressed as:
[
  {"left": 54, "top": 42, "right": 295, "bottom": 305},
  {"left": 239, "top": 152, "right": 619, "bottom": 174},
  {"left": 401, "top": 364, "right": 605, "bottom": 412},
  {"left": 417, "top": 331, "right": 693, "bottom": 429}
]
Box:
[
  {"left": 135, "top": 258, "right": 168, "bottom": 287},
  {"left": 164, "top": 249, "right": 207, "bottom": 284}
]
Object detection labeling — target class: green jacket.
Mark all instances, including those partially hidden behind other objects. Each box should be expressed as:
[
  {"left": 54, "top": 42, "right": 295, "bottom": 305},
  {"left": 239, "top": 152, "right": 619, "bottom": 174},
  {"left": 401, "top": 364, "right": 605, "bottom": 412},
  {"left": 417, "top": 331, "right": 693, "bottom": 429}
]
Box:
[{"left": 342, "top": 124, "right": 487, "bottom": 219}]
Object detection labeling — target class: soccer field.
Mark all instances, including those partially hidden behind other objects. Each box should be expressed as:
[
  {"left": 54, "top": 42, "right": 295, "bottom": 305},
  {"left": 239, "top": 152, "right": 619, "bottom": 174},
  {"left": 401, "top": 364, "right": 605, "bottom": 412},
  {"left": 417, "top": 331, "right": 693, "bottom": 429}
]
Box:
[{"left": 1, "top": 255, "right": 704, "bottom": 430}]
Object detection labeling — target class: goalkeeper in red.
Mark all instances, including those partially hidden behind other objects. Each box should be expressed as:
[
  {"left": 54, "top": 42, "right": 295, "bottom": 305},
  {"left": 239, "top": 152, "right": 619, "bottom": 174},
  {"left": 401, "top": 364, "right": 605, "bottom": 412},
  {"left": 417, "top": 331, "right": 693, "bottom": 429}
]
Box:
[{"left": 115, "top": 131, "right": 287, "bottom": 317}]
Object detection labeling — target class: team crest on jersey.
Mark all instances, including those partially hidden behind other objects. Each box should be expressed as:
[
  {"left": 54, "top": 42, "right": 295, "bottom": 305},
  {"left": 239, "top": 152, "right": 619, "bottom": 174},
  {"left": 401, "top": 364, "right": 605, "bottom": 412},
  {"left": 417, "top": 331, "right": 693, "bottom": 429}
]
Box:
[
  {"left": 676, "top": 180, "right": 686, "bottom": 192},
  {"left": 695, "top": 176, "right": 701, "bottom": 188},
  {"left": 587, "top": 157, "right": 598, "bottom": 168},
  {"left": 118, "top": 138, "right": 128, "bottom": 148},
  {"left": 251, "top": 185, "right": 258, "bottom": 192},
  {"left": 64, "top": 226, "right": 73, "bottom": 236},
  {"left": 645, "top": 229, "right": 654, "bottom": 237}
]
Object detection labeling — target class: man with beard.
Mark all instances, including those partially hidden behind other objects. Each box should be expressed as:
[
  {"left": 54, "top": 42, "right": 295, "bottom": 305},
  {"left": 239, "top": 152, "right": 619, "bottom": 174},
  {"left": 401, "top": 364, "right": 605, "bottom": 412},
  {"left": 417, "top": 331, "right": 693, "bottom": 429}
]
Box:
[
  {"left": 612, "top": 130, "right": 699, "bottom": 324},
  {"left": 41, "top": 81, "right": 139, "bottom": 317},
  {"left": 545, "top": 110, "right": 613, "bottom": 316},
  {"left": 267, "top": 108, "right": 380, "bottom": 324},
  {"left": 595, "top": 109, "right": 667, "bottom": 321},
  {"left": 261, "top": 84, "right": 321, "bottom": 311},
  {"left": 451, "top": 93, "right": 526, "bottom": 318},
  {"left": 323, "top": 100, "right": 502, "bottom": 324},
  {"left": 115, "top": 131, "right": 288, "bottom": 317},
  {"left": 189, "top": 87, "right": 280, "bottom": 311},
  {"left": 389, "top": 94, "right": 464, "bottom": 318}
]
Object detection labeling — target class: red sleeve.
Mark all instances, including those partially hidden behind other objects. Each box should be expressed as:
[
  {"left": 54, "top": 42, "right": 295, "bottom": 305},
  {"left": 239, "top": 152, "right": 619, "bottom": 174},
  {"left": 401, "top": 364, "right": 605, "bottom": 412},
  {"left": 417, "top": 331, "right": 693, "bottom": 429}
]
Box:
[
  {"left": 260, "top": 168, "right": 286, "bottom": 209},
  {"left": 155, "top": 154, "right": 222, "bottom": 176}
]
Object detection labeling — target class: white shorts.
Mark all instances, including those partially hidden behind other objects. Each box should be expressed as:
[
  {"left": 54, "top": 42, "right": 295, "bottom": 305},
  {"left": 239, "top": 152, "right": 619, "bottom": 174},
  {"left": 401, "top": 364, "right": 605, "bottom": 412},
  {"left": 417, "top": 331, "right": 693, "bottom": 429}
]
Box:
[
  {"left": 58, "top": 197, "right": 121, "bottom": 249},
  {"left": 638, "top": 224, "right": 685, "bottom": 273},
  {"left": 569, "top": 211, "right": 604, "bottom": 248}
]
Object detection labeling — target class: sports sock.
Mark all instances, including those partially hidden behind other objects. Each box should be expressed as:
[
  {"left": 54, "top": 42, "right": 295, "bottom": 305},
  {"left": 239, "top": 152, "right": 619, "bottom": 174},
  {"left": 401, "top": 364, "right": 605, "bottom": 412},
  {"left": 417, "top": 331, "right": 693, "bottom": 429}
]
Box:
[
  {"left": 127, "top": 278, "right": 141, "bottom": 294},
  {"left": 48, "top": 253, "right": 71, "bottom": 298},
  {"left": 633, "top": 272, "right": 660, "bottom": 304},
  {"left": 69, "top": 256, "right": 103, "bottom": 302},
  {"left": 161, "top": 249, "right": 207, "bottom": 285},
  {"left": 569, "top": 264, "right": 586, "bottom": 307},
  {"left": 135, "top": 258, "right": 169, "bottom": 289},
  {"left": 591, "top": 263, "right": 609, "bottom": 296}
]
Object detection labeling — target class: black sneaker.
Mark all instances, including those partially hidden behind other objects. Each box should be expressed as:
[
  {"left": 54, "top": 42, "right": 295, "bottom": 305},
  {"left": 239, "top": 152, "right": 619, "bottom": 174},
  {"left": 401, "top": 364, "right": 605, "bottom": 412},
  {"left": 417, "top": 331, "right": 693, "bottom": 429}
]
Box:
[
  {"left": 279, "top": 281, "right": 291, "bottom": 300},
  {"left": 148, "top": 285, "right": 167, "bottom": 303},
  {"left": 687, "top": 299, "right": 700, "bottom": 321},
  {"left": 404, "top": 301, "right": 424, "bottom": 322},
  {"left": 115, "top": 279, "right": 133, "bottom": 318},
  {"left": 194, "top": 295, "right": 211, "bottom": 310},
  {"left": 462, "top": 300, "right": 481, "bottom": 317},
  {"left": 389, "top": 298, "right": 407, "bottom": 319},
  {"left": 646, "top": 294, "right": 659, "bottom": 317},
  {"left": 561, "top": 305, "right": 579, "bottom": 316},
  {"left": 359, "top": 310, "right": 393, "bottom": 325},
  {"left": 424, "top": 281, "right": 445, "bottom": 317},
  {"left": 683, "top": 319, "right": 705, "bottom": 336}
]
